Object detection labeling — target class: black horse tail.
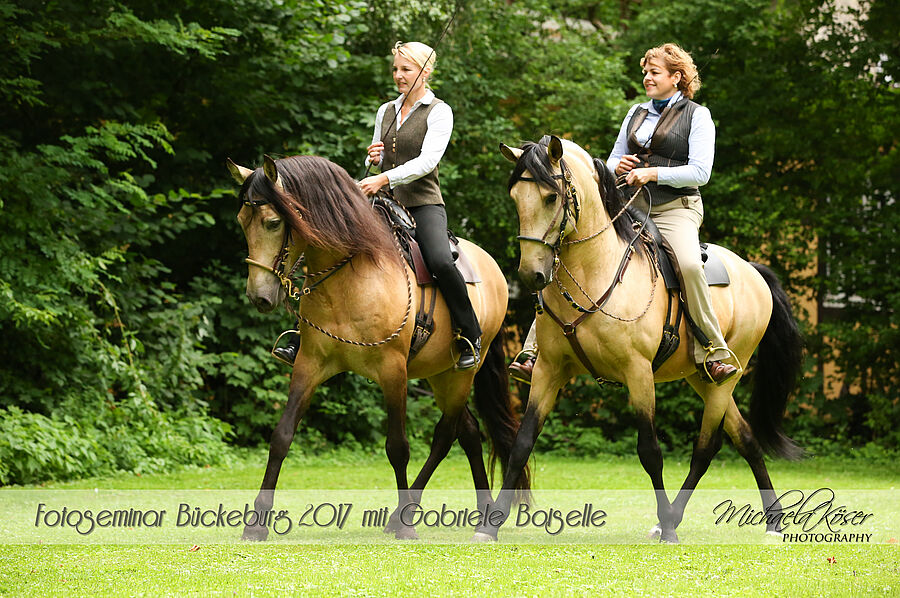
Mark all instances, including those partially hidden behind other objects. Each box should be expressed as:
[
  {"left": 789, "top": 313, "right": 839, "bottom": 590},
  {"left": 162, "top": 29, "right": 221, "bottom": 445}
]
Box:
[
  {"left": 473, "top": 330, "right": 532, "bottom": 501},
  {"left": 749, "top": 263, "right": 804, "bottom": 460}
]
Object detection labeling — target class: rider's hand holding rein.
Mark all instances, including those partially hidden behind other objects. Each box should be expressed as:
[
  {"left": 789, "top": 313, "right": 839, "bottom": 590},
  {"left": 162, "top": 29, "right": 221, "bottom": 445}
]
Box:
[
  {"left": 359, "top": 172, "right": 388, "bottom": 196},
  {"left": 359, "top": 142, "right": 387, "bottom": 196},
  {"left": 626, "top": 166, "right": 658, "bottom": 187},
  {"left": 615, "top": 153, "right": 641, "bottom": 175}
]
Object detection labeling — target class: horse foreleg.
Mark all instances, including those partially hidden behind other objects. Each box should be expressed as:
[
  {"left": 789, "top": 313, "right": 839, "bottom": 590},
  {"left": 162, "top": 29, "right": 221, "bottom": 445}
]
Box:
[
  {"left": 378, "top": 370, "right": 417, "bottom": 540},
  {"left": 628, "top": 368, "right": 677, "bottom": 543},
  {"left": 723, "top": 399, "right": 785, "bottom": 535},
  {"left": 651, "top": 375, "right": 733, "bottom": 544},
  {"left": 243, "top": 369, "right": 319, "bottom": 542}
]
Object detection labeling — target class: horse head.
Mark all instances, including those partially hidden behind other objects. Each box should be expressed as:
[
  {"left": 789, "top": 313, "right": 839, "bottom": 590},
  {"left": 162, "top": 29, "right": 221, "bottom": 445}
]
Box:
[
  {"left": 227, "top": 154, "right": 396, "bottom": 313},
  {"left": 501, "top": 135, "right": 599, "bottom": 292},
  {"left": 227, "top": 155, "right": 304, "bottom": 313}
]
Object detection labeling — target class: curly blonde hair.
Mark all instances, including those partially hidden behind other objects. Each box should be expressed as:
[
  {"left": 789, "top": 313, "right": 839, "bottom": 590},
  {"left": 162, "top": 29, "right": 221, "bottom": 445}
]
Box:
[{"left": 641, "top": 43, "right": 701, "bottom": 99}]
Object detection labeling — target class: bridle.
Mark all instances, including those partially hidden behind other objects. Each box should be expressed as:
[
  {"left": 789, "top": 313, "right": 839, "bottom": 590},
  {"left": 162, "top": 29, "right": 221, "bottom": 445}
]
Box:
[
  {"left": 513, "top": 156, "right": 646, "bottom": 259},
  {"left": 242, "top": 193, "right": 307, "bottom": 301},
  {"left": 511, "top": 149, "right": 656, "bottom": 384},
  {"left": 240, "top": 190, "right": 413, "bottom": 348},
  {"left": 514, "top": 157, "right": 581, "bottom": 254}
]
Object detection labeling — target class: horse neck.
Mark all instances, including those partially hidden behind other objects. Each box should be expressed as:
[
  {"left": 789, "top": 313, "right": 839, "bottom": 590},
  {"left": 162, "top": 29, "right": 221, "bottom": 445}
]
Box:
[
  {"left": 302, "top": 237, "right": 403, "bottom": 299},
  {"left": 304, "top": 245, "right": 348, "bottom": 274},
  {"left": 560, "top": 190, "right": 623, "bottom": 272}
]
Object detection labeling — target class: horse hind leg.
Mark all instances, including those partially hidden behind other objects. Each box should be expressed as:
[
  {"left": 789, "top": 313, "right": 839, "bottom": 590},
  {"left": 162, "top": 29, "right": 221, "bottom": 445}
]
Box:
[
  {"left": 723, "top": 399, "right": 785, "bottom": 535},
  {"left": 385, "top": 371, "right": 479, "bottom": 534},
  {"left": 456, "top": 406, "right": 493, "bottom": 513}
]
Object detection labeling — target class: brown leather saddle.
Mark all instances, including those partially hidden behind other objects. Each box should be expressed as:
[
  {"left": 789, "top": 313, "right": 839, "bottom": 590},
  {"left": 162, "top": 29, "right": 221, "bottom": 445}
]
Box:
[{"left": 372, "top": 194, "right": 480, "bottom": 359}]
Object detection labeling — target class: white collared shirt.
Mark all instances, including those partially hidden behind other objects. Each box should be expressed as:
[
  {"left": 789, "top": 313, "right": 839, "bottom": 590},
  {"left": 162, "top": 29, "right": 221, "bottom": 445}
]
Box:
[
  {"left": 367, "top": 90, "right": 453, "bottom": 188},
  {"left": 606, "top": 91, "right": 715, "bottom": 189}
]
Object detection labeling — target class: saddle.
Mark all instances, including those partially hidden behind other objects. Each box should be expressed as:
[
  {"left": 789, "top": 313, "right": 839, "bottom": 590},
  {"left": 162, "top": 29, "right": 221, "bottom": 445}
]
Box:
[
  {"left": 626, "top": 207, "right": 731, "bottom": 371},
  {"left": 372, "top": 194, "right": 480, "bottom": 359}
]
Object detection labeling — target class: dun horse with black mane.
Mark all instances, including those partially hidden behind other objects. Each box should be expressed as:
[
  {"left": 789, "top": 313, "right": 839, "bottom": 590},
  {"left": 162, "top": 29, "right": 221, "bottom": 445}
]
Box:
[
  {"left": 473, "top": 136, "right": 803, "bottom": 543},
  {"left": 227, "top": 154, "right": 528, "bottom": 540}
]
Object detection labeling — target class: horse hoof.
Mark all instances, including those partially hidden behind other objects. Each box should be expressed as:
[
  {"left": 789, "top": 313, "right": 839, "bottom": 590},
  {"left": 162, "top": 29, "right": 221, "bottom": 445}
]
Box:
[
  {"left": 647, "top": 523, "right": 662, "bottom": 540},
  {"left": 383, "top": 514, "right": 401, "bottom": 534},
  {"left": 471, "top": 531, "right": 497, "bottom": 543},
  {"left": 241, "top": 525, "right": 269, "bottom": 542},
  {"left": 659, "top": 528, "right": 679, "bottom": 544},
  {"left": 394, "top": 527, "right": 420, "bottom": 541}
]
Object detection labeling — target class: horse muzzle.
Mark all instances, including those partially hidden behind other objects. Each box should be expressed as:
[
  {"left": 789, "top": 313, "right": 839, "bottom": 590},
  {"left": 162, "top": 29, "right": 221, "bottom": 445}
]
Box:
[
  {"left": 518, "top": 262, "right": 553, "bottom": 292},
  {"left": 246, "top": 278, "right": 282, "bottom": 314}
]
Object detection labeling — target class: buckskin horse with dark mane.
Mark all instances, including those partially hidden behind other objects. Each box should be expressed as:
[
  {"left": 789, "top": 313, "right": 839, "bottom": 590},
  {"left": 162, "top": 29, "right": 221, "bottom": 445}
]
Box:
[
  {"left": 226, "top": 154, "right": 528, "bottom": 540},
  {"left": 472, "top": 135, "right": 803, "bottom": 543}
]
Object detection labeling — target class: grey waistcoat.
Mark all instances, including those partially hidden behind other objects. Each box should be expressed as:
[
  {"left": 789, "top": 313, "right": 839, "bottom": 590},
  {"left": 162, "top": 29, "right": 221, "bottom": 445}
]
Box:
[
  {"left": 626, "top": 98, "right": 700, "bottom": 205},
  {"left": 380, "top": 98, "right": 444, "bottom": 207}
]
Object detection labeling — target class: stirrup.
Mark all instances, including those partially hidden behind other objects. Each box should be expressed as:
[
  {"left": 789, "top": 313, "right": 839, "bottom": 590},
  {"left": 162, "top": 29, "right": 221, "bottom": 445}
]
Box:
[
  {"left": 451, "top": 331, "right": 480, "bottom": 370},
  {"left": 270, "top": 329, "right": 300, "bottom": 366},
  {"left": 508, "top": 349, "right": 537, "bottom": 384},
  {"left": 699, "top": 345, "right": 743, "bottom": 385}
]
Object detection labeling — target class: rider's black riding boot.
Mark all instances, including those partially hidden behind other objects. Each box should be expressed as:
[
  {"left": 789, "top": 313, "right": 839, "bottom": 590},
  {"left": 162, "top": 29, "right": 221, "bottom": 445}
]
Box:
[
  {"left": 273, "top": 332, "right": 301, "bottom": 364},
  {"left": 455, "top": 336, "right": 481, "bottom": 370}
]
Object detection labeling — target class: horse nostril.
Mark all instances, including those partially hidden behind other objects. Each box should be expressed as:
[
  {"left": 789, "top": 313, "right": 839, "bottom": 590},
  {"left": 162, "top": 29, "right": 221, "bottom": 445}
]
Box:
[
  {"left": 534, "top": 271, "right": 546, "bottom": 286},
  {"left": 250, "top": 294, "right": 272, "bottom": 311}
]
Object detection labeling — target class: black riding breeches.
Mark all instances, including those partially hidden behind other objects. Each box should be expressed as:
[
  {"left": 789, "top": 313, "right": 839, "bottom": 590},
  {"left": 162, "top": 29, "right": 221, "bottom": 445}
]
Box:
[{"left": 408, "top": 205, "right": 482, "bottom": 342}]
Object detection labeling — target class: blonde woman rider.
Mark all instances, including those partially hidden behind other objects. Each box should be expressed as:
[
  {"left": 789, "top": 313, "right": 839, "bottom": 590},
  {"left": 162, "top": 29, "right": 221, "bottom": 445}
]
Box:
[{"left": 358, "top": 41, "right": 482, "bottom": 369}]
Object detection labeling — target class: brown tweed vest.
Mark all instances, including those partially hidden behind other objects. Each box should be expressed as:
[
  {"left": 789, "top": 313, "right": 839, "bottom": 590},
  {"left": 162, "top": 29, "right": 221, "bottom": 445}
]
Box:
[
  {"left": 380, "top": 98, "right": 445, "bottom": 207},
  {"left": 626, "top": 98, "right": 700, "bottom": 205}
]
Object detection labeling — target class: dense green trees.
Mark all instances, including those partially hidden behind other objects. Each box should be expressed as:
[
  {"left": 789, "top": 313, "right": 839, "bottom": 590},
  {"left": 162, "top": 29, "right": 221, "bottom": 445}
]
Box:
[{"left": 1, "top": 0, "right": 896, "bottom": 484}]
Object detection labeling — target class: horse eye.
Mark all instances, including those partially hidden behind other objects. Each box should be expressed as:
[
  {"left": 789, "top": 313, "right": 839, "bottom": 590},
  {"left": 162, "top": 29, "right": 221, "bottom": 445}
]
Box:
[
  {"left": 264, "top": 218, "right": 282, "bottom": 231},
  {"left": 544, "top": 193, "right": 557, "bottom": 205}
]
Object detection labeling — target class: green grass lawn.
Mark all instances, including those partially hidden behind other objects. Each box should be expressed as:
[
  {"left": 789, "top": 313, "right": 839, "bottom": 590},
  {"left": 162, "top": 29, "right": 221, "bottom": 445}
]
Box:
[{"left": 1, "top": 448, "right": 898, "bottom": 596}]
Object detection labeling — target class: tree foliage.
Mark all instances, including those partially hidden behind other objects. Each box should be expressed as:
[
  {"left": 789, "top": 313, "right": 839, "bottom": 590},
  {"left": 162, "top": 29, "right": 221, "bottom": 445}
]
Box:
[{"left": 0, "top": 0, "right": 896, "bottom": 484}]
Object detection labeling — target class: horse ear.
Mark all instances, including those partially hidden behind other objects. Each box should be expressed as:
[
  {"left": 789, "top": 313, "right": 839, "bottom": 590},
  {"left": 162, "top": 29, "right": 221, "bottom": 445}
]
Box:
[
  {"left": 226, "top": 158, "right": 253, "bottom": 184},
  {"left": 499, "top": 143, "right": 523, "bottom": 163},
  {"left": 262, "top": 154, "right": 284, "bottom": 190},
  {"left": 547, "top": 135, "right": 564, "bottom": 165}
]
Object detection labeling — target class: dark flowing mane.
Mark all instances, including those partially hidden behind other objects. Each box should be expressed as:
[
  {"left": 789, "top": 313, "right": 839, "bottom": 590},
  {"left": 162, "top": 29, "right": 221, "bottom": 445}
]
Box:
[
  {"left": 238, "top": 155, "right": 394, "bottom": 264},
  {"left": 507, "top": 136, "right": 638, "bottom": 249}
]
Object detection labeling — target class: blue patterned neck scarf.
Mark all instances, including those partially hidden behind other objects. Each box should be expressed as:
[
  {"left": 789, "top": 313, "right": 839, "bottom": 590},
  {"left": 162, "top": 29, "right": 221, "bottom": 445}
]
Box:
[{"left": 652, "top": 97, "right": 672, "bottom": 113}]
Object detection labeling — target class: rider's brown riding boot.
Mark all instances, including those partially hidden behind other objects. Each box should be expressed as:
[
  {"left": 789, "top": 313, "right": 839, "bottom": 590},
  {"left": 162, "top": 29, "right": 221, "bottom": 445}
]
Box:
[
  {"left": 508, "top": 353, "right": 536, "bottom": 385},
  {"left": 706, "top": 360, "right": 738, "bottom": 385}
]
